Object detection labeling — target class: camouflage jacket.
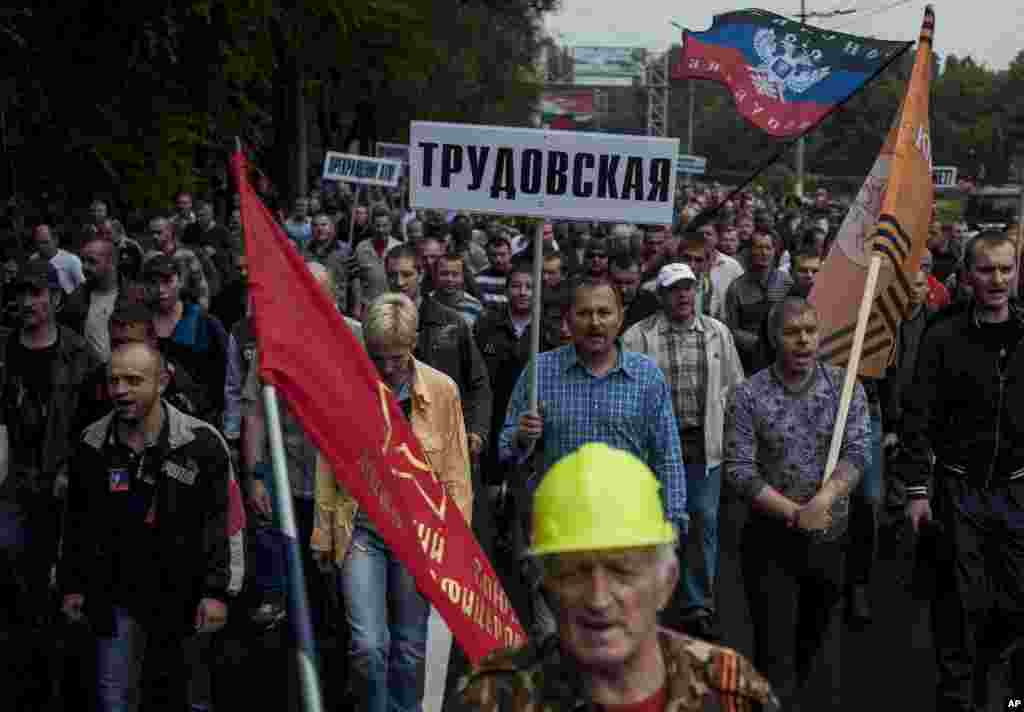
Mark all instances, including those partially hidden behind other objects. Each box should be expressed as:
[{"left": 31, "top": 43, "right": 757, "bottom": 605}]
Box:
[{"left": 447, "top": 629, "right": 778, "bottom": 712}]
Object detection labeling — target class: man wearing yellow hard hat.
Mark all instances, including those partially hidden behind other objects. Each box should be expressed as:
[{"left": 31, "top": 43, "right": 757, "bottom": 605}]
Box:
[{"left": 448, "top": 443, "right": 778, "bottom": 712}]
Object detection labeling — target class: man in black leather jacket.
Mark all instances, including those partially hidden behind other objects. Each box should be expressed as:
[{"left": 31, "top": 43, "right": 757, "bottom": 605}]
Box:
[{"left": 900, "top": 232, "right": 1024, "bottom": 711}]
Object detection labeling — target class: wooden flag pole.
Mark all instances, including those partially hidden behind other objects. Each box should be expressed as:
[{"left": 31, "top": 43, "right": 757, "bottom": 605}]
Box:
[{"left": 822, "top": 254, "right": 882, "bottom": 483}]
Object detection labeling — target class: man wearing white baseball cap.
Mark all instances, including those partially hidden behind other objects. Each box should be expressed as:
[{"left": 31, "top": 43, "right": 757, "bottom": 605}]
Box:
[{"left": 624, "top": 262, "right": 745, "bottom": 641}]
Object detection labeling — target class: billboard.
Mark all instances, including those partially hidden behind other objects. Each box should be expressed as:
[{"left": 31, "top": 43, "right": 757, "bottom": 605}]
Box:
[
  {"left": 540, "top": 92, "right": 595, "bottom": 130},
  {"left": 677, "top": 154, "right": 708, "bottom": 175},
  {"left": 571, "top": 47, "right": 646, "bottom": 86}
]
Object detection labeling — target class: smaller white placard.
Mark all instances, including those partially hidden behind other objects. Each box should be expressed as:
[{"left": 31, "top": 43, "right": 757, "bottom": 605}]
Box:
[{"left": 323, "top": 152, "right": 402, "bottom": 187}]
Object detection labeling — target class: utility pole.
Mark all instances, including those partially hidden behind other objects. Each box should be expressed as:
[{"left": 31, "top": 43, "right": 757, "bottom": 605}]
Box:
[
  {"left": 687, "top": 79, "right": 695, "bottom": 155},
  {"left": 793, "top": 3, "right": 856, "bottom": 200},
  {"left": 794, "top": 0, "right": 807, "bottom": 199},
  {"left": 670, "top": 21, "right": 695, "bottom": 184}
]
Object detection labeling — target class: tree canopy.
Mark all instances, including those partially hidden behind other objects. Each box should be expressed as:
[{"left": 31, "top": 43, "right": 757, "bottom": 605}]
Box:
[
  {"left": 1, "top": 6, "right": 1020, "bottom": 216},
  {"left": 0, "top": 1, "right": 557, "bottom": 214}
]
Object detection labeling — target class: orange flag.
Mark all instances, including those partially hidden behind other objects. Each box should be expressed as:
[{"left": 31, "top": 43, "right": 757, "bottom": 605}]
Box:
[{"left": 810, "top": 6, "right": 935, "bottom": 377}]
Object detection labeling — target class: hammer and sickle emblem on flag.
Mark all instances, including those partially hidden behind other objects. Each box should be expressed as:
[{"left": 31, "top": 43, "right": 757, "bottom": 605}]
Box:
[{"left": 377, "top": 382, "right": 448, "bottom": 519}]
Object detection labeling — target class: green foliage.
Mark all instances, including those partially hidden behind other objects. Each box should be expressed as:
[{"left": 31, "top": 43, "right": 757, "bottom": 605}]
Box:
[
  {"left": 935, "top": 198, "right": 965, "bottom": 223},
  {"left": 0, "top": 0, "right": 552, "bottom": 211}
]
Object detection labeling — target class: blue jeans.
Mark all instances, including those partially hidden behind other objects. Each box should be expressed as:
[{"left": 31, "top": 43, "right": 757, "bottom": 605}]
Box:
[
  {"left": 0, "top": 492, "right": 61, "bottom": 625},
  {"left": 248, "top": 481, "right": 327, "bottom": 632},
  {"left": 340, "top": 525, "right": 429, "bottom": 712},
  {"left": 681, "top": 465, "right": 721, "bottom": 613},
  {"left": 96, "top": 607, "right": 188, "bottom": 712},
  {"left": 859, "top": 414, "right": 884, "bottom": 505}
]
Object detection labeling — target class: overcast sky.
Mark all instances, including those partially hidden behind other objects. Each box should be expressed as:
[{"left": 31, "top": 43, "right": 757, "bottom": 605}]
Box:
[{"left": 545, "top": 1, "right": 1022, "bottom": 70}]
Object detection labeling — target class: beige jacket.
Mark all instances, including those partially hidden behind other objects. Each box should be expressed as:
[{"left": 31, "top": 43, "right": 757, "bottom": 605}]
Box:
[
  {"left": 623, "top": 312, "right": 745, "bottom": 468},
  {"left": 311, "top": 358, "right": 472, "bottom": 564}
]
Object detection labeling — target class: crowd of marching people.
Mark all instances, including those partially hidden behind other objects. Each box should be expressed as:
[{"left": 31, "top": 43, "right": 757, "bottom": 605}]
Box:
[{"left": 0, "top": 174, "right": 1020, "bottom": 712}]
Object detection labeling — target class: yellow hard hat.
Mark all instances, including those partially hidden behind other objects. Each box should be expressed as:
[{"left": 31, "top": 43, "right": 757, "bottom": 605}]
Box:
[{"left": 528, "top": 443, "right": 677, "bottom": 557}]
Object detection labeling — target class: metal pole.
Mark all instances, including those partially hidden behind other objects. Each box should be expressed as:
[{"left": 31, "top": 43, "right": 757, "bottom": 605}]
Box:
[
  {"left": 687, "top": 80, "right": 695, "bottom": 155},
  {"left": 1016, "top": 163, "right": 1024, "bottom": 298},
  {"left": 262, "top": 384, "right": 325, "bottom": 712},
  {"left": 795, "top": 1, "right": 807, "bottom": 199},
  {"left": 686, "top": 80, "right": 695, "bottom": 185},
  {"left": 527, "top": 221, "right": 544, "bottom": 416},
  {"left": 795, "top": 138, "right": 806, "bottom": 199}
]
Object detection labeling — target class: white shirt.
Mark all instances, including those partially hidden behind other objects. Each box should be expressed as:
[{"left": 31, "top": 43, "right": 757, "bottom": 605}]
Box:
[
  {"left": 35, "top": 250, "right": 85, "bottom": 294},
  {"left": 511, "top": 235, "right": 559, "bottom": 257}
]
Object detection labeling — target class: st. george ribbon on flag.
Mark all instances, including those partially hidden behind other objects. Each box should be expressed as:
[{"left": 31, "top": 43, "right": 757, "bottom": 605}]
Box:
[
  {"left": 230, "top": 150, "right": 527, "bottom": 663},
  {"left": 810, "top": 5, "right": 936, "bottom": 380},
  {"left": 674, "top": 8, "right": 911, "bottom": 139}
]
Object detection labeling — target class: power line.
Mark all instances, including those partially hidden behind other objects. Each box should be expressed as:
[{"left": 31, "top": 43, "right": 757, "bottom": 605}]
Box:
[
  {"left": 826, "top": 0, "right": 913, "bottom": 31},
  {"left": 793, "top": 6, "right": 857, "bottom": 22}
]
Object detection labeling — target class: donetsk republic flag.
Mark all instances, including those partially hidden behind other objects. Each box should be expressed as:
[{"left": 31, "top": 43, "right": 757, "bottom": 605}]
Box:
[{"left": 674, "top": 9, "right": 911, "bottom": 138}]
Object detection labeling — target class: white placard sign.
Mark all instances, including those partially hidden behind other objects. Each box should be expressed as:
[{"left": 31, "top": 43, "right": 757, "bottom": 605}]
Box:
[
  {"left": 932, "top": 165, "right": 958, "bottom": 188},
  {"left": 676, "top": 154, "right": 708, "bottom": 176},
  {"left": 322, "top": 151, "right": 402, "bottom": 187},
  {"left": 409, "top": 121, "right": 679, "bottom": 224}
]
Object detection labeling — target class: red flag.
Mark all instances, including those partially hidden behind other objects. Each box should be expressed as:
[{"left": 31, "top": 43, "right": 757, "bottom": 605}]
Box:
[{"left": 231, "top": 152, "right": 526, "bottom": 662}]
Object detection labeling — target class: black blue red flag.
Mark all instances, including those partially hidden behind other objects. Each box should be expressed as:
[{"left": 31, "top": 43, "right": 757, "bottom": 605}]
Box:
[{"left": 673, "top": 9, "right": 911, "bottom": 138}]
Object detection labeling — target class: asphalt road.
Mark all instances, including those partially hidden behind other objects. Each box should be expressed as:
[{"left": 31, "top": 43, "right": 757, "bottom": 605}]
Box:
[
  {"left": 707, "top": 491, "right": 1014, "bottom": 711},
  {"left": 225, "top": 491, "right": 1014, "bottom": 711},
  {"left": 10, "top": 492, "right": 1015, "bottom": 711}
]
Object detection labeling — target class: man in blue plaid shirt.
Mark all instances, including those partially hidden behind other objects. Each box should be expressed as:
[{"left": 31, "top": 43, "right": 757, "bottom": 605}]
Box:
[{"left": 499, "top": 279, "right": 687, "bottom": 531}]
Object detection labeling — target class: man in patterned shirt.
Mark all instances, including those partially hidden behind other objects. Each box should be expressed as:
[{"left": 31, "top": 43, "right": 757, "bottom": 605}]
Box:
[
  {"left": 623, "top": 263, "right": 745, "bottom": 642},
  {"left": 724, "top": 297, "right": 870, "bottom": 709},
  {"left": 499, "top": 278, "right": 687, "bottom": 530}
]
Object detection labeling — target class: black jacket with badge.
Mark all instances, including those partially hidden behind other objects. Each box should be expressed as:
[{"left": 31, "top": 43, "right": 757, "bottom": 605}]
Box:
[
  {"left": 61, "top": 402, "right": 232, "bottom": 636},
  {"left": 900, "top": 303, "right": 1024, "bottom": 496}
]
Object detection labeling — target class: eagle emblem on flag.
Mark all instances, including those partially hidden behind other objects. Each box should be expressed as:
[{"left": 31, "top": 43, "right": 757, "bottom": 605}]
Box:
[{"left": 750, "top": 28, "right": 831, "bottom": 101}]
